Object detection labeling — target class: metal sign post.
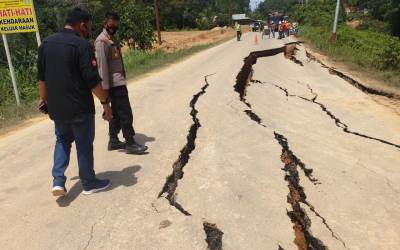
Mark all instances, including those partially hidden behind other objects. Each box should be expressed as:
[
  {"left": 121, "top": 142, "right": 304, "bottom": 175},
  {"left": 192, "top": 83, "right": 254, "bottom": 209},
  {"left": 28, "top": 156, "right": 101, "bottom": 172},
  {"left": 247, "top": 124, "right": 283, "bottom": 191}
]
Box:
[
  {"left": 331, "top": 0, "right": 341, "bottom": 42},
  {"left": 2, "top": 34, "right": 20, "bottom": 105},
  {"left": 35, "top": 30, "right": 41, "bottom": 46}
]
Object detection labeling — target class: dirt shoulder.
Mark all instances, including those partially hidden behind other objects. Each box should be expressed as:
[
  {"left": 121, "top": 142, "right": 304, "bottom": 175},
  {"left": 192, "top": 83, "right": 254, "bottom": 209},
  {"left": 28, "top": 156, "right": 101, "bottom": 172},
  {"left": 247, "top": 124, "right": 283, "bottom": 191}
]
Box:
[{"left": 154, "top": 28, "right": 236, "bottom": 52}]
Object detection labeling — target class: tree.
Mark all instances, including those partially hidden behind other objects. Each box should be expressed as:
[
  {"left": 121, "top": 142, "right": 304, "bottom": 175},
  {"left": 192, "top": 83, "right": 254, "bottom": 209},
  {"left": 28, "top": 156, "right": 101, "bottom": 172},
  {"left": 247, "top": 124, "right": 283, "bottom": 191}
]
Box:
[{"left": 112, "top": 1, "right": 155, "bottom": 49}]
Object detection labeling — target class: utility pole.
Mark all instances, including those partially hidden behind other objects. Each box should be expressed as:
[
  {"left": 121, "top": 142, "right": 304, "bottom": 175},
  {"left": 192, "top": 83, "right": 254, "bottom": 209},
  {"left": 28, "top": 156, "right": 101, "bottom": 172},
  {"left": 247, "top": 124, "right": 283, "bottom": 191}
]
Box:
[
  {"left": 331, "top": 0, "right": 341, "bottom": 42},
  {"left": 154, "top": 0, "right": 162, "bottom": 45}
]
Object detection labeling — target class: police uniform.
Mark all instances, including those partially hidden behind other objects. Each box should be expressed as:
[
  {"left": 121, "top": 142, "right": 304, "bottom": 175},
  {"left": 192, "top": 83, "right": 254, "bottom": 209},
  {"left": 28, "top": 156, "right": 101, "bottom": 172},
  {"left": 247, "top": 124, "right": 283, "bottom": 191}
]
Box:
[{"left": 95, "top": 29, "right": 144, "bottom": 153}]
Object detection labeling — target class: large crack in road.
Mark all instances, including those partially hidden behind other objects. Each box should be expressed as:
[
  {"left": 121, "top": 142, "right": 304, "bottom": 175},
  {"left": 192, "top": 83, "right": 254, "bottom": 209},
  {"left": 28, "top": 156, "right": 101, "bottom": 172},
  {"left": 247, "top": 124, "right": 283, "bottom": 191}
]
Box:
[
  {"left": 256, "top": 80, "right": 400, "bottom": 150},
  {"left": 158, "top": 74, "right": 215, "bottom": 216},
  {"left": 275, "top": 133, "right": 347, "bottom": 249},
  {"left": 233, "top": 47, "right": 338, "bottom": 250},
  {"left": 234, "top": 47, "right": 287, "bottom": 126},
  {"left": 203, "top": 222, "right": 224, "bottom": 250},
  {"left": 274, "top": 132, "right": 328, "bottom": 250},
  {"left": 305, "top": 51, "right": 400, "bottom": 100}
]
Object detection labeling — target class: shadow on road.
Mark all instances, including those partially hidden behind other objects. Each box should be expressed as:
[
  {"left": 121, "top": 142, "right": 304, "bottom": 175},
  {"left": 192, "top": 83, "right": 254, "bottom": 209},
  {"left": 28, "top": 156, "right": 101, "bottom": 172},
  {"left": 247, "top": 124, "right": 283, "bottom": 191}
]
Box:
[
  {"left": 56, "top": 165, "right": 141, "bottom": 207},
  {"left": 135, "top": 133, "right": 156, "bottom": 146}
]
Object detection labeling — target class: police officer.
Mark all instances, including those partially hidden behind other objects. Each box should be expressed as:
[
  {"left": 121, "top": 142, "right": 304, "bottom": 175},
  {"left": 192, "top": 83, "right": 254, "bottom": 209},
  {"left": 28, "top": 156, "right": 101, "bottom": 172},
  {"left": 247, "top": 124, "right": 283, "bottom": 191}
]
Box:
[
  {"left": 37, "top": 8, "right": 113, "bottom": 196},
  {"left": 95, "top": 11, "right": 148, "bottom": 154}
]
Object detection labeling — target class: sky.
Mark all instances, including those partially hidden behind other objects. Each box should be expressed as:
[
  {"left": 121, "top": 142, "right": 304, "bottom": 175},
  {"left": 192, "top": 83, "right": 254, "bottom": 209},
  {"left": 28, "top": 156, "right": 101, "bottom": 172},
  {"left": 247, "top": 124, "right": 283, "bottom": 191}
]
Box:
[{"left": 250, "top": 0, "right": 264, "bottom": 10}]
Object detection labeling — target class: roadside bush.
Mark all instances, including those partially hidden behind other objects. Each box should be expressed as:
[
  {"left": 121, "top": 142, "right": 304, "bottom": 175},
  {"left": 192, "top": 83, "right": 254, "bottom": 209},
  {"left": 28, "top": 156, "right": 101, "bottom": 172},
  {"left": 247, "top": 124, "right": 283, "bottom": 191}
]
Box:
[
  {"left": 300, "top": 25, "right": 400, "bottom": 71},
  {"left": 356, "top": 18, "right": 391, "bottom": 34},
  {"left": 113, "top": 1, "right": 155, "bottom": 49},
  {"left": 376, "top": 38, "right": 400, "bottom": 70},
  {"left": 0, "top": 65, "right": 37, "bottom": 106},
  {"left": 291, "top": 0, "right": 346, "bottom": 28}
]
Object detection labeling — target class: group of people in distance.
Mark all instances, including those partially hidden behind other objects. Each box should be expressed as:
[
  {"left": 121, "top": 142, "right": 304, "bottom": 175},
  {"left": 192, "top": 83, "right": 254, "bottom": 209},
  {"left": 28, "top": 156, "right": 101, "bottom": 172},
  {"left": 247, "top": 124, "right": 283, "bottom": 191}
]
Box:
[{"left": 262, "top": 20, "right": 298, "bottom": 40}]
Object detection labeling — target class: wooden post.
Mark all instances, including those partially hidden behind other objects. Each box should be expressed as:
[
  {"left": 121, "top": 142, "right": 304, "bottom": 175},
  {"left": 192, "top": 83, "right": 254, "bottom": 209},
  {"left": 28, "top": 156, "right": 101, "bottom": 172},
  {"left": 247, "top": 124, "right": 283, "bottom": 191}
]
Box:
[{"left": 154, "top": 0, "right": 162, "bottom": 45}]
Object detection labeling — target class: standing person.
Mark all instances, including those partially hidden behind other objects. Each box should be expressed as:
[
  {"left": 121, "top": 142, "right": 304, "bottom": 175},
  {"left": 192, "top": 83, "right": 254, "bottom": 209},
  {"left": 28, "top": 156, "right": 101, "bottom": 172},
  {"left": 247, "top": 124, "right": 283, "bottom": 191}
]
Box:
[
  {"left": 270, "top": 21, "right": 276, "bottom": 38},
  {"left": 261, "top": 25, "right": 269, "bottom": 40},
  {"left": 285, "top": 21, "right": 291, "bottom": 37},
  {"left": 37, "top": 8, "right": 113, "bottom": 197},
  {"left": 278, "top": 21, "right": 283, "bottom": 39},
  {"left": 95, "top": 12, "right": 148, "bottom": 154},
  {"left": 293, "top": 22, "right": 299, "bottom": 36},
  {"left": 235, "top": 22, "right": 242, "bottom": 41}
]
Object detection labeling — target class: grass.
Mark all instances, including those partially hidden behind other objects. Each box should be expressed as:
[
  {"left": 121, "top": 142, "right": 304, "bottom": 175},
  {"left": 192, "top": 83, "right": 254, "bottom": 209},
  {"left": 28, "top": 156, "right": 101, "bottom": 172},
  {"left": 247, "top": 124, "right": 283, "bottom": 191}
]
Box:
[
  {"left": 299, "top": 25, "right": 400, "bottom": 89},
  {"left": 0, "top": 66, "right": 39, "bottom": 131},
  {"left": 0, "top": 37, "right": 232, "bottom": 133},
  {"left": 123, "top": 43, "right": 220, "bottom": 79},
  {"left": 0, "top": 101, "right": 39, "bottom": 131}
]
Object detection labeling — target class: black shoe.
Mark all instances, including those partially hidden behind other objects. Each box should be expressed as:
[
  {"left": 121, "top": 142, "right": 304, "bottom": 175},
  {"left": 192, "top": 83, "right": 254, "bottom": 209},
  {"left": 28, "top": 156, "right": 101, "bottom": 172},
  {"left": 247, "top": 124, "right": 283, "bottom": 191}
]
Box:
[
  {"left": 126, "top": 141, "right": 148, "bottom": 155},
  {"left": 82, "top": 179, "right": 111, "bottom": 195},
  {"left": 108, "top": 138, "right": 126, "bottom": 151}
]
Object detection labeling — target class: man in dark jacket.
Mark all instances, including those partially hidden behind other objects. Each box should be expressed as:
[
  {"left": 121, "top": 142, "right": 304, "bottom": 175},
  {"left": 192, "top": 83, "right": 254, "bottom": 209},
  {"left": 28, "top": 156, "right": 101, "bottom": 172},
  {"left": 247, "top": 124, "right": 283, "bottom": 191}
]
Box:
[
  {"left": 95, "top": 11, "right": 147, "bottom": 154},
  {"left": 37, "top": 8, "right": 113, "bottom": 197}
]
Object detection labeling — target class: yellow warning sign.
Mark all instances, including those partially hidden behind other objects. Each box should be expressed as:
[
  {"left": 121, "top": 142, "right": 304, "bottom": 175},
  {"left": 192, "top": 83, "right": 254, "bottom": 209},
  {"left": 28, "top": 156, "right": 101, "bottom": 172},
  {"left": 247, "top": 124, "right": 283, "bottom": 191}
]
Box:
[{"left": 0, "top": 0, "right": 38, "bottom": 34}]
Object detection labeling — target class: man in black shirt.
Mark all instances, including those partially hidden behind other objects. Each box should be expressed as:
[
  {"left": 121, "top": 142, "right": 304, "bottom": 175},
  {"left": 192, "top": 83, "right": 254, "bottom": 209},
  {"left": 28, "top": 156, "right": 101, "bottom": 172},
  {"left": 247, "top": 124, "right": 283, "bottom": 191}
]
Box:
[{"left": 37, "top": 8, "right": 113, "bottom": 197}]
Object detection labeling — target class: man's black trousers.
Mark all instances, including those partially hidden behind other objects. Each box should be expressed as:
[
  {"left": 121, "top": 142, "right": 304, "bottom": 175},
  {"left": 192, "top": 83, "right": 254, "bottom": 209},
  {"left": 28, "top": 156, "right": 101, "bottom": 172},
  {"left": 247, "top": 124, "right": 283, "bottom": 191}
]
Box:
[{"left": 109, "top": 86, "right": 135, "bottom": 141}]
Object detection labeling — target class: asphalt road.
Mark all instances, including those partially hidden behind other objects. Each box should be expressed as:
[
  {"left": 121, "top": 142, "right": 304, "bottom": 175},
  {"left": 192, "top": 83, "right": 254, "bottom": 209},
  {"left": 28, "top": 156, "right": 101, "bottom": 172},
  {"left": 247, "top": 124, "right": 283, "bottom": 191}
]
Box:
[{"left": 0, "top": 33, "right": 399, "bottom": 250}]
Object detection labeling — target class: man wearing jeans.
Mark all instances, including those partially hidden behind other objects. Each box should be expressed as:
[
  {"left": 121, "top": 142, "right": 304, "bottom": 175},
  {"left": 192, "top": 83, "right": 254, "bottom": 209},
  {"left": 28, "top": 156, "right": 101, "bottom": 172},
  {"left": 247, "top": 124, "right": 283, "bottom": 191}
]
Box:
[{"left": 37, "top": 8, "right": 113, "bottom": 197}]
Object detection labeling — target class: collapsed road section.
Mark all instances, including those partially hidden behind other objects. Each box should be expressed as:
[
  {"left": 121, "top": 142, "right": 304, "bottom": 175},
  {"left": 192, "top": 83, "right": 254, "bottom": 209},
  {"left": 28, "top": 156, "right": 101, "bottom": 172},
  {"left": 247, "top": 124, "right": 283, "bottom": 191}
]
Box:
[
  {"left": 158, "top": 74, "right": 214, "bottom": 216},
  {"left": 257, "top": 80, "right": 400, "bottom": 150},
  {"left": 234, "top": 45, "right": 292, "bottom": 124},
  {"left": 234, "top": 42, "right": 303, "bottom": 106},
  {"left": 305, "top": 51, "right": 400, "bottom": 100},
  {"left": 233, "top": 46, "right": 343, "bottom": 249}
]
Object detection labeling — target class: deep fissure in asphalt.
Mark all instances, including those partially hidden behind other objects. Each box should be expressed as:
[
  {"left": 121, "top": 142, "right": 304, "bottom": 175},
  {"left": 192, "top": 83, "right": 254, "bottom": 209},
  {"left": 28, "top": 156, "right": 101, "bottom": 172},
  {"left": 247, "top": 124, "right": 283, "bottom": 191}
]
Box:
[
  {"left": 235, "top": 47, "right": 330, "bottom": 250},
  {"left": 305, "top": 51, "right": 400, "bottom": 100},
  {"left": 274, "top": 133, "right": 328, "bottom": 250},
  {"left": 234, "top": 47, "right": 286, "bottom": 123},
  {"left": 203, "top": 222, "right": 224, "bottom": 250},
  {"left": 158, "top": 74, "right": 214, "bottom": 216},
  {"left": 290, "top": 55, "right": 304, "bottom": 66},
  {"left": 275, "top": 133, "right": 347, "bottom": 248}
]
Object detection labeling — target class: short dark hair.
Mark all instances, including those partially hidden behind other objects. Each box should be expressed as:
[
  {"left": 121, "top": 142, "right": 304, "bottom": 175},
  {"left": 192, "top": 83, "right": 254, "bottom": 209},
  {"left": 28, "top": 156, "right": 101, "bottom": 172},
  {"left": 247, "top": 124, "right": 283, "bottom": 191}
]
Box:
[
  {"left": 65, "top": 7, "right": 92, "bottom": 25},
  {"left": 106, "top": 11, "right": 120, "bottom": 21}
]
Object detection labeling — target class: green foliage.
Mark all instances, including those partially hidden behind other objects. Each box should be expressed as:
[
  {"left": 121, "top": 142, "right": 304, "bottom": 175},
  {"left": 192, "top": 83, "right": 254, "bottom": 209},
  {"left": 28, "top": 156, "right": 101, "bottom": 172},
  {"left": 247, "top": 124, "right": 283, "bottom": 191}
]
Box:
[
  {"left": 377, "top": 38, "right": 400, "bottom": 70},
  {"left": 113, "top": 1, "right": 155, "bottom": 49},
  {"left": 300, "top": 25, "right": 400, "bottom": 71},
  {"left": 255, "top": 0, "right": 297, "bottom": 16},
  {"left": 286, "top": 0, "right": 400, "bottom": 71},
  {"left": 0, "top": 59, "right": 38, "bottom": 107},
  {"left": 344, "top": 0, "right": 400, "bottom": 36},
  {"left": 145, "top": 0, "right": 250, "bottom": 29},
  {"left": 291, "top": 0, "right": 346, "bottom": 28}
]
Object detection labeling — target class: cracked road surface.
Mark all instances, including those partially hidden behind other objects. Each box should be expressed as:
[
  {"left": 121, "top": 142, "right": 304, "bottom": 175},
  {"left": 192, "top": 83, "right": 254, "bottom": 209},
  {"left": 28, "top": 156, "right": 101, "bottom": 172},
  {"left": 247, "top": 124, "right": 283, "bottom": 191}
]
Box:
[{"left": 0, "top": 34, "right": 399, "bottom": 250}]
